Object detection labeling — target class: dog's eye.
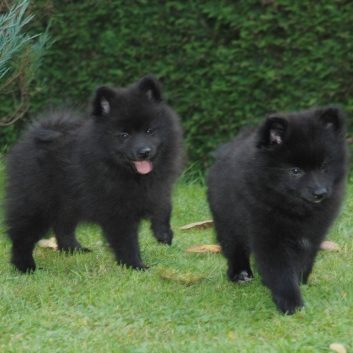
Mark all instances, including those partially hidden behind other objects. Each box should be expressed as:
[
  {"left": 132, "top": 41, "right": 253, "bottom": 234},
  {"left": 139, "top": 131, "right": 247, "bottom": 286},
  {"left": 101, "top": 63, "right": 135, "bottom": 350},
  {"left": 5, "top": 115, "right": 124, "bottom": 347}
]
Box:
[
  {"left": 146, "top": 129, "right": 154, "bottom": 135},
  {"left": 291, "top": 167, "right": 302, "bottom": 176},
  {"left": 120, "top": 133, "right": 129, "bottom": 139}
]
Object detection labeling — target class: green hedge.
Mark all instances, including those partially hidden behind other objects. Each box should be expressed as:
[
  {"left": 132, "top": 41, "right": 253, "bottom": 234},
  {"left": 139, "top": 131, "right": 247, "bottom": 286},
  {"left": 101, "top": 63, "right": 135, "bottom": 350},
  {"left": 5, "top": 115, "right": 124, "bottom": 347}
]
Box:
[{"left": 4, "top": 0, "right": 353, "bottom": 171}]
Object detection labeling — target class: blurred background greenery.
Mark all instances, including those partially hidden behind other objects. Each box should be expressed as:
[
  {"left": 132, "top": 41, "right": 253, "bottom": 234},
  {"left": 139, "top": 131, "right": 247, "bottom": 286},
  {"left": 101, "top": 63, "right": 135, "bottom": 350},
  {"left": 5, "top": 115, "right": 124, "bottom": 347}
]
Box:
[{"left": 1, "top": 0, "right": 352, "bottom": 173}]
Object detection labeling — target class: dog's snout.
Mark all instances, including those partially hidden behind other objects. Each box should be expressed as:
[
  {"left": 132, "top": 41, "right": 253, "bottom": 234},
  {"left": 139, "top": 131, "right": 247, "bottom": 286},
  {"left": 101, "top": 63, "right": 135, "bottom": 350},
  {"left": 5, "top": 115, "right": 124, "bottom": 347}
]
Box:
[
  {"left": 138, "top": 147, "right": 151, "bottom": 159},
  {"left": 313, "top": 187, "right": 327, "bottom": 202}
]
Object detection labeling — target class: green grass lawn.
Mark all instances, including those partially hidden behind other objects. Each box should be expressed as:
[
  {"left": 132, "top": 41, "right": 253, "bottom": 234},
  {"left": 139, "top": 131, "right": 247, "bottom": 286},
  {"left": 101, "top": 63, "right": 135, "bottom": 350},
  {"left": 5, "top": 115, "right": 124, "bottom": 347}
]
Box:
[{"left": 0, "top": 164, "right": 352, "bottom": 352}]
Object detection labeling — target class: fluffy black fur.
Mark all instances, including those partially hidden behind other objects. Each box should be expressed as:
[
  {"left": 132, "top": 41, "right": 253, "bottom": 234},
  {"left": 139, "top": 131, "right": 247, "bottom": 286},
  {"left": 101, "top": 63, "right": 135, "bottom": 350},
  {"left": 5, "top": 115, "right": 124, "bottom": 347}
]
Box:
[
  {"left": 5, "top": 74, "right": 183, "bottom": 273},
  {"left": 207, "top": 107, "right": 348, "bottom": 314}
]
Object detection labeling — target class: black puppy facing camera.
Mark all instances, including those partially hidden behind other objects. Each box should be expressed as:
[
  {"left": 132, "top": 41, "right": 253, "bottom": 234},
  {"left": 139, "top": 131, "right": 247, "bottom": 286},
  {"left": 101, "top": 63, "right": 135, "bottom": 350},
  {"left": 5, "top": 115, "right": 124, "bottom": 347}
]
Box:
[{"left": 5, "top": 75, "right": 184, "bottom": 273}]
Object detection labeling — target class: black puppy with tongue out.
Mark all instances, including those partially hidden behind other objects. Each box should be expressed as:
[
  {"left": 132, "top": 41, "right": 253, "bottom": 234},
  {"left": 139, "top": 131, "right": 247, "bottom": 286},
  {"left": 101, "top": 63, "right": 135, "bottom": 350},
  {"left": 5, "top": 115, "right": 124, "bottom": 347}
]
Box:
[{"left": 5, "top": 75, "right": 184, "bottom": 273}]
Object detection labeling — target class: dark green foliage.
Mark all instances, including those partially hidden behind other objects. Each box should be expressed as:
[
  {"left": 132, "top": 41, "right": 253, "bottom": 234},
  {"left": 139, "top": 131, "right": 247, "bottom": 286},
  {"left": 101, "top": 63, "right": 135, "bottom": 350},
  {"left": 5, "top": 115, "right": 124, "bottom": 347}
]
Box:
[{"left": 7, "top": 0, "right": 353, "bottom": 171}]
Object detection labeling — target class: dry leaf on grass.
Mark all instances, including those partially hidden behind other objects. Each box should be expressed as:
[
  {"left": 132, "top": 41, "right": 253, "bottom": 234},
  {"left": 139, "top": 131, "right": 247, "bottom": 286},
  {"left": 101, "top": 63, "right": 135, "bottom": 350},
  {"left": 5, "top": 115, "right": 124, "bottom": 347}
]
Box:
[
  {"left": 329, "top": 343, "right": 346, "bottom": 353},
  {"left": 346, "top": 136, "right": 353, "bottom": 144},
  {"left": 320, "top": 241, "right": 340, "bottom": 251},
  {"left": 185, "top": 244, "right": 222, "bottom": 253},
  {"left": 184, "top": 241, "right": 339, "bottom": 253},
  {"left": 37, "top": 237, "right": 58, "bottom": 250},
  {"left": 178, "top": 220, "right": 214, "bottom": 230},
  {"left": 157, "top": 267, "right": 205, "bottom": 286}
]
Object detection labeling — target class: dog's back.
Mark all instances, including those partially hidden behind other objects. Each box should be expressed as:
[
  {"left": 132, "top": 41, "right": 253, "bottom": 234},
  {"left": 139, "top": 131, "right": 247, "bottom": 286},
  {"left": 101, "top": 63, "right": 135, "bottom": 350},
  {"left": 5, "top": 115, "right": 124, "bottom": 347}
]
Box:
[{"left": 6, "top": 109, "right": 85, "bottom": 212}]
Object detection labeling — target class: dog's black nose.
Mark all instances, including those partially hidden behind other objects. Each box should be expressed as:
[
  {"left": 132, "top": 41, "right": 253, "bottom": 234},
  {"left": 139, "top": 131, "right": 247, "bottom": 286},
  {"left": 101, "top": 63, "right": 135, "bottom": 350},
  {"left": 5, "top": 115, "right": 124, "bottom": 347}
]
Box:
[
  {"left": 138, "top": 147, "right": 151, "bottom": 159},
  {"left": 313, "top": 187, "right": 327, "bottom": 202}
]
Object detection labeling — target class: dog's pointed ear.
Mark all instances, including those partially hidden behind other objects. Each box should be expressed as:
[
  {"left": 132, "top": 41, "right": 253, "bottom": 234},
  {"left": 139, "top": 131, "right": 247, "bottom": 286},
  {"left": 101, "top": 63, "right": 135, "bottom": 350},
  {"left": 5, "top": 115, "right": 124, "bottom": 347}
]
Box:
[
  {"left": 257, "top": 116, "right": 288, "bottom": 148},
  {"left": 137, "top": 74, "right": 163, "bottom": 102},
  {"left": 317, "top": 107, "right": 345, "bottom": 134},
  {"left": 92, "top": 86, "right": 116, "bottom": 116}
]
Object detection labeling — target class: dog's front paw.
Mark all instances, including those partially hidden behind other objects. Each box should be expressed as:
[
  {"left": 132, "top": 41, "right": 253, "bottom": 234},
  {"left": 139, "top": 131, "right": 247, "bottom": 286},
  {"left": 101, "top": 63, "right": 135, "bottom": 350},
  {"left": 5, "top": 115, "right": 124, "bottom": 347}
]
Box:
[
  {"left": 273, "top": 294, "right": 304, "bottom": 315},
  {"left": 117, "top": 259, "right": 149, "bottom": 271},
  {"left": 154, "top": 229, "right": 173, "bottom": 245},
  {"left": 59, "top": 246, "right": 92, "bottom": 254}
]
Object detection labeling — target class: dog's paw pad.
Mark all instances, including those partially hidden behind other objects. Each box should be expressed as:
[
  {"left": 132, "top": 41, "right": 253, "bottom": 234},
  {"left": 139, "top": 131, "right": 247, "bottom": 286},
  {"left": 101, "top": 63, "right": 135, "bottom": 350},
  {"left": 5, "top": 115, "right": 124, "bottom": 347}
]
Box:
[{"left": 234, "top": 271, "right": 253, "bottom": 284}]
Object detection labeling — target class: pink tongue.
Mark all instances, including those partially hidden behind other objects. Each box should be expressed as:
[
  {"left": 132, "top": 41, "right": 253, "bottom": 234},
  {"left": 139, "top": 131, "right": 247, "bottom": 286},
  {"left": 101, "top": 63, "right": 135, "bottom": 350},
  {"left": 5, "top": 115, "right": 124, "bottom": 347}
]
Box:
[{"left": 133, "top": 161, "right": 153, "bottom": 174}]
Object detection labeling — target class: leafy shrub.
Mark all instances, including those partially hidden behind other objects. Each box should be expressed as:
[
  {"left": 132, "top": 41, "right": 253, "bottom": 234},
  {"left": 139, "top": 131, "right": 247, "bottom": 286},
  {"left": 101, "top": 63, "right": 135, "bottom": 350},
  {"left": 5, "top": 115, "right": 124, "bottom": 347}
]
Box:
[
  {"left": 0, "top": 0, "right": 50, "bottom": 148},
  {"left": 6, "top": 0, "right": 353, "bottom": 171}
]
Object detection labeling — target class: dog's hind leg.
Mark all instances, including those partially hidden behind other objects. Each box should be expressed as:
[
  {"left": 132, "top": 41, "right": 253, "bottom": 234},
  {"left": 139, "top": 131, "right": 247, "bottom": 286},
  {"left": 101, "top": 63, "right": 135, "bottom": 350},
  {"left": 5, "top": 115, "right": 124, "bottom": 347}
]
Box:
[
  {"left": 225, "top": 244, "right": 253, "bottom": 284},
  {"left": 53, "top": 219, "right": 91, "bottom": 253},
  {"left": 8, "top": 215, "right": 50, "bottom": 273},
  {"left": 215, "top": 221, "right": 253, "bottom": 284}
]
